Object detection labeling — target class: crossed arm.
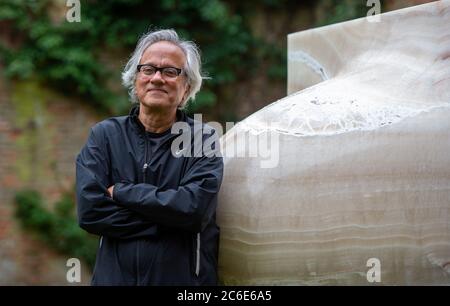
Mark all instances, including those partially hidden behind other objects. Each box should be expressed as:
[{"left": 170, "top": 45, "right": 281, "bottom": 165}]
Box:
[{"left": 76, "top": 128, "right": 223, "bottom": 239}]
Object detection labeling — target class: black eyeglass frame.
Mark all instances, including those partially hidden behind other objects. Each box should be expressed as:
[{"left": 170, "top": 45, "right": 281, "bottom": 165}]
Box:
[{"left": 136, "top": 64, "right": 183, "bottom": 77}]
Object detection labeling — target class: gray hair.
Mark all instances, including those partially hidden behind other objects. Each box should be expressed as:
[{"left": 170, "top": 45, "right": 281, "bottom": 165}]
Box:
[{"left": 122, "top": 29, "right": 204, "bottom": 108}]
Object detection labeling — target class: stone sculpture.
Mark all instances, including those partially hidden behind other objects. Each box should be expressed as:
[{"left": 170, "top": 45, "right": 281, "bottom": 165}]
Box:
[{"left": 217, "top": 1, "right": 450, "bottom": 285}]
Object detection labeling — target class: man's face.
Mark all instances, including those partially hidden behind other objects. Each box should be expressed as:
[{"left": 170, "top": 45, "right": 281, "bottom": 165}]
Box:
[{"left": 135, "top": 41, "right": 189, "bottom": 111}]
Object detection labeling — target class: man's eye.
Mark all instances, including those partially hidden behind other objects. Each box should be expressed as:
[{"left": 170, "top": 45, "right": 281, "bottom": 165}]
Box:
[
  {"left": 142, "top": 67, "right": 155, "bottom": 75},
  {"left": 164, "top": 68, "right": 178, "bottom": 77}
]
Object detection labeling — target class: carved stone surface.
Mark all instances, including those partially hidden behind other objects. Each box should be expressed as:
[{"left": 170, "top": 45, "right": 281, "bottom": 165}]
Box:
[{"left": 217, "top": 1, "right": 450, "bottom": 285}]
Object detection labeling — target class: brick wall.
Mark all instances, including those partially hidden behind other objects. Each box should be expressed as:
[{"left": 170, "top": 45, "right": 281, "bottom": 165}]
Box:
[{"left": 0, "top": 74, "right": 101, "bottom": 285}]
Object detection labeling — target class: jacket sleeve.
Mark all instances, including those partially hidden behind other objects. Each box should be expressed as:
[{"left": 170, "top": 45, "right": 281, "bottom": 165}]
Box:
[
  {"left": 76, "top": 127, "right": 158, "bottom": 239},
  {"left": 113, "top": 153, "right": 224, "bottom": 233}
]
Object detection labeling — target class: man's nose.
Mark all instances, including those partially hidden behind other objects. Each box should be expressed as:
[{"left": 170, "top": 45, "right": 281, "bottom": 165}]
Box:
[{"left": 150, "top": 71, "right": 164, "bottom": 83}]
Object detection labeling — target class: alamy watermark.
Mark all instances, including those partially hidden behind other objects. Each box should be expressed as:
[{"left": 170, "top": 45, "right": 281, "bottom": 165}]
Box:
[
  {"left": 366, "top": 0, "right": 381, "bottom": 23},
  {"left": 170, "top": 114, "right": 280, "bottom": 169},
  {"left": 366, "top": 257, "right": 381, "bottom": 283},
  {"left": 66, "top": 258, "right": 81, "bottom": 283},
  {"left": 66, "top": 0, "right": 81, "bottom": 23}
]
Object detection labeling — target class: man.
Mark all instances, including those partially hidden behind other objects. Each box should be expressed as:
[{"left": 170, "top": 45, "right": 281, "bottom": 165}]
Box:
[{"left": 76, "top": 29, "right": 224, "bottom": 285}]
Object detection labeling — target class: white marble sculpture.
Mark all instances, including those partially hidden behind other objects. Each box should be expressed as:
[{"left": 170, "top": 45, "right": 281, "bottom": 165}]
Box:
[{"left": 217, "top": 0, "right": 450, "bottom": 285}]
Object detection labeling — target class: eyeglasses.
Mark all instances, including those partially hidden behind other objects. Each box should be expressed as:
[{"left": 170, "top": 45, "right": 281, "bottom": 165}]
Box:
[{"left": 137, "top": 64, "right": 183, "bottom": 79}]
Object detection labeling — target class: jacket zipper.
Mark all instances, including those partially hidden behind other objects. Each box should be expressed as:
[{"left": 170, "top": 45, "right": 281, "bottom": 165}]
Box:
[
  {"left": 142, "top": 133, "right": 149, "bottom": 182},
  {"left": 136, "top": 240, "right": 140, "bottom": 285},
  {"left": 195, "top": 233, "right": 201, "bottom": 276},
  {"left": 137, "top": 134, "right": 148, "bottom": 286}
]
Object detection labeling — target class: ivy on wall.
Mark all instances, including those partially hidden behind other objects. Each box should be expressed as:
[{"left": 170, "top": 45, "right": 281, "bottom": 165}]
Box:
[
  {"left": 15, "top": 189, "right": 98, "bottom": 269},
  {"left": 0, "top": 0, "right": 289, "bottom": 116},
  {"left": 0, "top": 0, "right": 376, "bottom": 117}
]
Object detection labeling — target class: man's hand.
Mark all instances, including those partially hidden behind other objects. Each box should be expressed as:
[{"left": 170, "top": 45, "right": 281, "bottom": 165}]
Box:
[{"left": 107, "top": 185, "right": 114, "bottom": 199}]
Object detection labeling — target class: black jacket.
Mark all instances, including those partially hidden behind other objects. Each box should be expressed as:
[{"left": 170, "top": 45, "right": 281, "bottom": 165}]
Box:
[{"left": 76, "top": 106, "right": 224, "bottom": 285}]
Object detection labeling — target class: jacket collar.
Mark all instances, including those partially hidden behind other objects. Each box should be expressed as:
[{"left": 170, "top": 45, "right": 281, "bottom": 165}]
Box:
[{"left": 129, "top": 104, "right": 189, "bottom": 137}]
